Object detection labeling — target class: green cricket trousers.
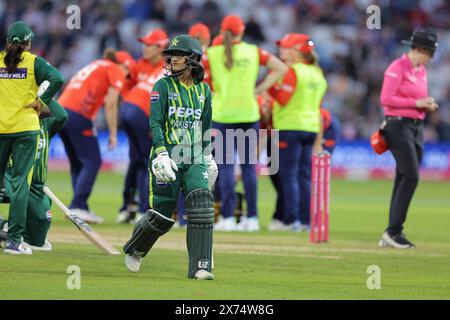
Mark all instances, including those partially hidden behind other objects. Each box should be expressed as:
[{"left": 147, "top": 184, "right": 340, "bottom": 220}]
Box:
[
  {"left": 4, "top": 182, "right": 52, "bottom": 247},
  {"left": 0, "top": 133, "right": 38, "bottom": 243}
]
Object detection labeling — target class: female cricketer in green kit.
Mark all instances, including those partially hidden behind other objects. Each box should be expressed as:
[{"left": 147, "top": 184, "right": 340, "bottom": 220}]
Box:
[
  {"left": 0, "top": 21, "right": 64, "bottom": 255},
  {"left": 2, "top": 100, "right": 68, "bottom": 251},
  {"left": 123, "top": 35, "right": 218, "bottom": 280}
]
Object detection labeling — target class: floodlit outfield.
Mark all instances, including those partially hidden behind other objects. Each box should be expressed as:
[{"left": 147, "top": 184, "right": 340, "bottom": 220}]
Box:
[{"left": 0, "top": 172, "right": 449, "bottom": 299}]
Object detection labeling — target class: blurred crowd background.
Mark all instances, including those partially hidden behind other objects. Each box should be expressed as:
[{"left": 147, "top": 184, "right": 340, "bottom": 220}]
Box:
[{"left": 1, "top": 0, "right": 450, "bottom": 142}]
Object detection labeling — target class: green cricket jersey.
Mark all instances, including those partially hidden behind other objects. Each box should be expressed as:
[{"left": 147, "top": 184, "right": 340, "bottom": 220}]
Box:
[
  {"left": 150, "top": 76, "right": 212, "bottom": 159},
  {"left": 34, "top": 57, "right": 65, "bottom": 107}
]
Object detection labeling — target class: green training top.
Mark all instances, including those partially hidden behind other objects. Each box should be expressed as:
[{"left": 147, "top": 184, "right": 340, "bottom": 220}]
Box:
[
  {"left": 150, "top": 76, "right": 212, "bottom": 162},
  {"left": 34, "top": 56, "right": 65, "bottom": 106}
]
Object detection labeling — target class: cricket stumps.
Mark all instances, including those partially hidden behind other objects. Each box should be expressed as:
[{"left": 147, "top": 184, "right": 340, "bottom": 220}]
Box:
[{"left": 310, "top": 152, "right": 331, "bottom": 243}]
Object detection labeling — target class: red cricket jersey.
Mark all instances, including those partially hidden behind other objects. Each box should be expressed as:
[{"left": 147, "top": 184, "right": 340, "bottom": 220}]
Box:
[
  {"left": 268, "top": 67, "right": 297, "bottom": 106},
  {"left": 201, "top": 54, "right": 212, "bottom": 87},
  {"left": 123, "top": 58, "right": 165, "bottom": 117},
  {"left": 258, "top": 95, "right": 274, "bottom": 130},
  {"left": 58, "top": 59, "right": 125, "bottom": 120},
  {"left": 320, "top": 108, "right": 332, "bottom": 131}
]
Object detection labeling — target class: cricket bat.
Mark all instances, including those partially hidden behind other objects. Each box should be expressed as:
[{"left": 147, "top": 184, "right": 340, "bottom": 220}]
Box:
[{"left": 43, "top": 186, "right": 121, "bottom": 255}]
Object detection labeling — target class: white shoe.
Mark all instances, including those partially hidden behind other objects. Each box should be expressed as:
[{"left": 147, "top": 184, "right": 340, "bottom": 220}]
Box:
[
  {"left": 71, "top": 209, "right": 104, "bottom": 224},
  {"left": 380, "top": 232, "right": 415, "bottom": 249},
  {"left": 125, "top": 254, "right": 142, "bottom": 273},
  {"left": 23, "top": 239, "right": 52, "bottom": 252},
  {"left": 116, "top": 211, "right": 130, "bottom": 224},
  {"left": 194, "top": 269, "right": 214, "bottom": 280},
  {"left": 88, "top": 210, "right": 104, "bottom": 224},
  {"left": 268, "top": 219, "right": 284, "bottom": 231},
  {"left": 4, "top": 240, "right": 32, "bottom": 255},
  {"left": 247, "top": 217, "right": 260, "bottom": 232},
  {"left": 268, "top": 220, "right": 306, "bottom": 232},
  {"left": 291, "top": 221, "right": 310, "bottom": 232},
  {"left": 236, "top": 216, "right": 260, "bottom": 232},
  {"left": 378, "top": 239, "right": 391, "bottom": 248},
  {"left": 214, "top": 217, "right": 237, "bottom": 231}
]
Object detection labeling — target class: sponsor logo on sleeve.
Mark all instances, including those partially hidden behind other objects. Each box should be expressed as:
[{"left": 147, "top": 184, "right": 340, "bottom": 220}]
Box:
[
  {"left": 151, "top": 91, "right": 160, "bottom": 103},
  {"left": 46, "top": 210, "right": 53, "bottom": 221}
]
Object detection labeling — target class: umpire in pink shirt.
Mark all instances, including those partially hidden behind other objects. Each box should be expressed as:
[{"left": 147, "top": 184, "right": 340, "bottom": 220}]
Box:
[{"left": 379, "top": 28, "right": 439, "bottom": 249}]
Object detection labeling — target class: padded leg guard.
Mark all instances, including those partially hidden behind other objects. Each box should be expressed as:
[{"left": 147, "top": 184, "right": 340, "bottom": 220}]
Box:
[
  {"left": 123, "top": 209, "right": 175, "bottom": 257},
  {"left": 185, "top": 189, "right": 215, "bottom": 279}
]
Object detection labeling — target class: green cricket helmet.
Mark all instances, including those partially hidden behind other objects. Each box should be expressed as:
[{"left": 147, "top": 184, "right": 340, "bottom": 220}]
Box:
[
  {"left": 163, "top": 35, "right": 205, "bottom": 84},
  {"left": 163, "top": 35, "right": 203, "bottom": 57}
]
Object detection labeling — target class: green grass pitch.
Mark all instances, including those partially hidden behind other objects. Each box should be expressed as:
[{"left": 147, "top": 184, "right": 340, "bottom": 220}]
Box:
[{"left": 1, "top": 172, "right": 449, "bottom": 299}]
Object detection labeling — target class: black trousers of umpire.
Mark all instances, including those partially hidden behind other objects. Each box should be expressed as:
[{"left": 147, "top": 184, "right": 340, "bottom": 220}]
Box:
[{"left": 382, "top": 117, "right": 424, "bottom": 235}]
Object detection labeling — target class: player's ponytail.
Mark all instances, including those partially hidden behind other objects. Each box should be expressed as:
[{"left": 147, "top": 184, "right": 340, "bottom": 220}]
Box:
[
  {"left": 102, "top": 48, "right": 118, "bottom": 63},
  {"left": 224, "top": 31, "right": 234, "bottom": 70},
  {"left": 301, "top": 49, "right": 318, "bottom": 65},
  {"left": 4, "top": 41, "right": 28, "bottom": 73}
]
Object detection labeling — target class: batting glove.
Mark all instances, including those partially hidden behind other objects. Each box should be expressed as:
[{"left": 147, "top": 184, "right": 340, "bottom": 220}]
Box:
[
  {"left": 151, "top": 151, "right": 178, "bottom": 182},
  {"left": 204, "top": 154, "right": 218, "bottom": 190}
]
